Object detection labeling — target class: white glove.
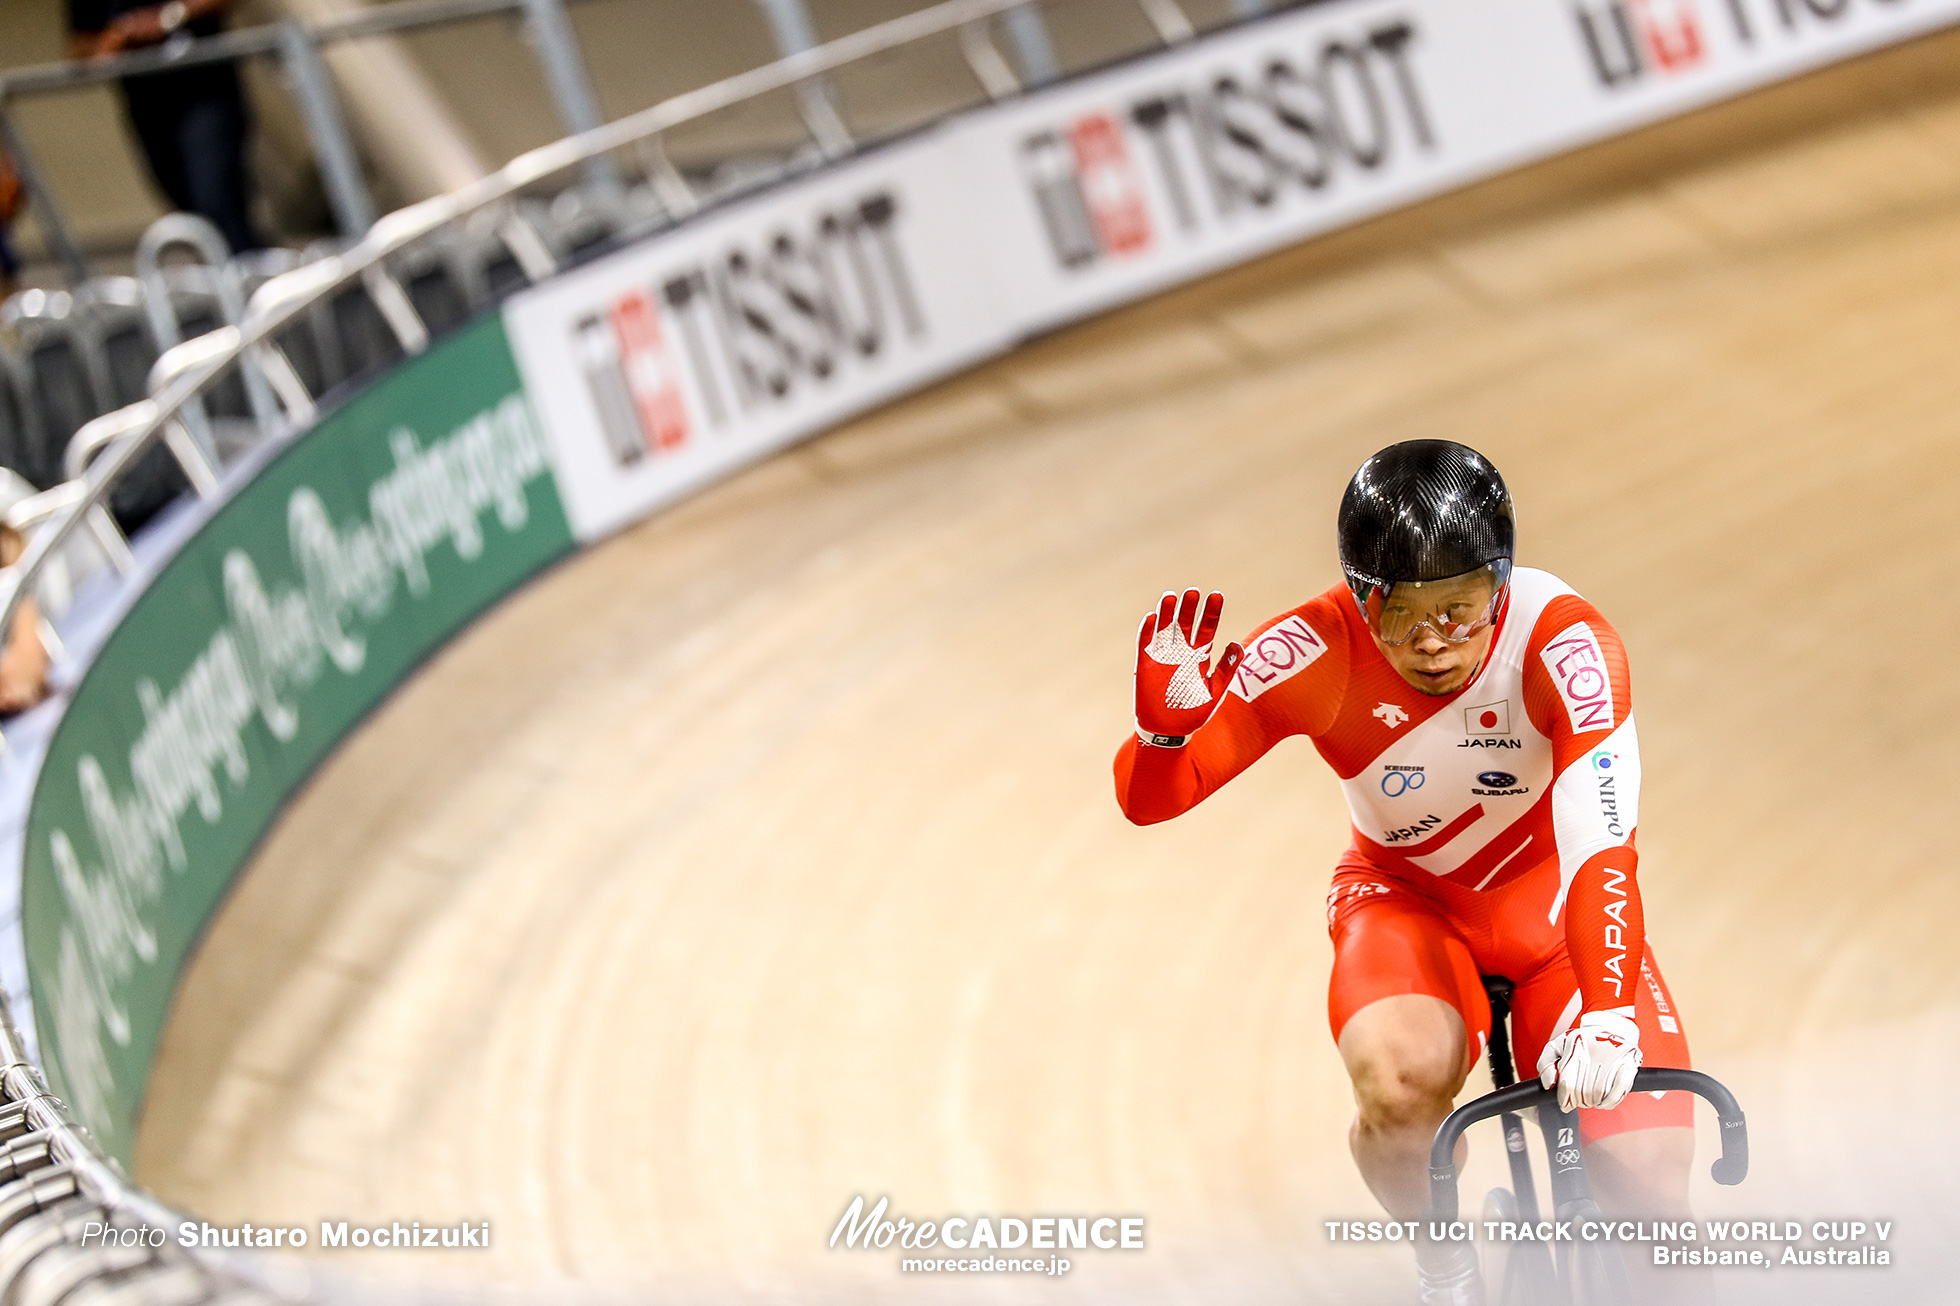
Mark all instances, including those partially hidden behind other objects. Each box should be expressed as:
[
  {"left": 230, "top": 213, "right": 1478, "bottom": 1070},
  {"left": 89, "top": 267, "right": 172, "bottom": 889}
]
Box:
[{"left": 1537, "top": 1008, "right": 1642, "bottom": 1111}]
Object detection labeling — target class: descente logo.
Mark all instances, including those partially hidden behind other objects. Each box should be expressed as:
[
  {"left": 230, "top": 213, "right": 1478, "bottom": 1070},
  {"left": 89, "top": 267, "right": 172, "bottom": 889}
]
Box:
[{"left": 830, "top": 1196, "right": 1143, "bottom": 1254}]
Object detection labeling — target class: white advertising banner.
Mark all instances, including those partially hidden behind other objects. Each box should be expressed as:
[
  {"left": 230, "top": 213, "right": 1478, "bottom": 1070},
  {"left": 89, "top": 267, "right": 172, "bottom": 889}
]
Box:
[
  {"left": 501, "top": 135, "right": 1014, "bottom": 541},
  {"left": 508, "top": 0, "right": 1960, "bottom": 542}
]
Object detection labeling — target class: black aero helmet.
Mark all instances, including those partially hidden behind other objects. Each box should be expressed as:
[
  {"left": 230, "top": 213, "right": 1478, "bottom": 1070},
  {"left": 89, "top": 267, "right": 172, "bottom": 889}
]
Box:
[{"left": 1338, "top": 440, "right": 1515, "bottom": 645}]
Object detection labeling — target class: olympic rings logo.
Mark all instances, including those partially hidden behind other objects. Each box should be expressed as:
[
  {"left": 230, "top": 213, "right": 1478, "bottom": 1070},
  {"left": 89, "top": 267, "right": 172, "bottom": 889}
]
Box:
[{"left": 1380, "top": 769, "right": 1425, "bottom": 797}]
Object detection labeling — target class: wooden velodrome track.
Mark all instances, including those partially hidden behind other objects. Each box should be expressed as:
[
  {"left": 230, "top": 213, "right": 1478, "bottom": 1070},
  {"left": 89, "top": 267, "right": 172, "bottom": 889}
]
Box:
[{"left": 129, "top": 30, "right": 1960, "bottom": 1306}]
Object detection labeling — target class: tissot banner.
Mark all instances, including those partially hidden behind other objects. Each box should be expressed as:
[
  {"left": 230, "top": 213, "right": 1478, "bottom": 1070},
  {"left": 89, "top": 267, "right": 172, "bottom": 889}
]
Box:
[{"left": 509, "top": 0, "right": 1960, "bottom": 542}]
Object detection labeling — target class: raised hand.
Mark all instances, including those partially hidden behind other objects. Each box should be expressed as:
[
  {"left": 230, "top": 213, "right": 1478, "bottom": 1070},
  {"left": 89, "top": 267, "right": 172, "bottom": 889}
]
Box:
[{"left": 1133, "top": 589, "right": 1242, "bottom": 747}]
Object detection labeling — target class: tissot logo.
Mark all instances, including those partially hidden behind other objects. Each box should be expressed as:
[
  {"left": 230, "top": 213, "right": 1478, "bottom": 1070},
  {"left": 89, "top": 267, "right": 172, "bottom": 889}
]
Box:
[
  {"left": 1021, "top": 18, "right": 1436, "bottom": 272},
  {"left": 1023, "top": 113, "right": 1154, "bottom": 269},
  {"left": 576, "top": 190, "right": 926, "bottom": 466},
  {"left": 1574, "top": 0, "right": 1706, "bottom": 87},
  {"left": 1577, "top": 0, "right": 1900, "bottom": 89}
]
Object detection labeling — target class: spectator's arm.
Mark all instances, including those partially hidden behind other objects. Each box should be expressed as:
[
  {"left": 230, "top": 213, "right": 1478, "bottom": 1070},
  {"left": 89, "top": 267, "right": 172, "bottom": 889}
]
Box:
[
  {"left": 0, "top": 596, "right": 48, "bottom": 715},
  {"left": 78, "top": 0, "right": 238, "bottom": 55}
]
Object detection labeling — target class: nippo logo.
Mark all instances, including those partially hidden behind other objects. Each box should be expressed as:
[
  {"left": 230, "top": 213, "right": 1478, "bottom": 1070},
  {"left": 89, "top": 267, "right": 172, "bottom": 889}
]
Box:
[
  {"left": 1540, "top": 621, "right": 1615, "bottom": 734},
  {"left": 1591, "top": 748, "right": 1618, "bottom": 772},
  {"left": 1228, "top": 615, "right": 1328, "bottom": 702}
]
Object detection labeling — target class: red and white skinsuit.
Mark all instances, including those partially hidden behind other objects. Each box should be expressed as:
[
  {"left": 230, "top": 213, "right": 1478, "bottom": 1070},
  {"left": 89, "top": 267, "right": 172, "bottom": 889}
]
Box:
[{"left": 1114, "top": 568, "right": 1690, "bottom": 1141}]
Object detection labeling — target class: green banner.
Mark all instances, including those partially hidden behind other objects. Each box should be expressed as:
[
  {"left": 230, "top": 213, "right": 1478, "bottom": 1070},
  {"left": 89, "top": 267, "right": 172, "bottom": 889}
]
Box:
[{"left": 21, "top": 315, "right": 574, "bottom": 1163}]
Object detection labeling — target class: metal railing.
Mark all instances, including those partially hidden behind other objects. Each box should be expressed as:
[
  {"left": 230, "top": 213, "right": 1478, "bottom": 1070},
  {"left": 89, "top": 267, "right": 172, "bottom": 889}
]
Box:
[
  {"left": 1, "top": 0, "right": 1194, "bottom": 681},
  {"left": 0, "top": 0, "right": 626, "bottom": 277},
  {"left": 0, "top": 0, "right": 1221, "bottom": 1297}
]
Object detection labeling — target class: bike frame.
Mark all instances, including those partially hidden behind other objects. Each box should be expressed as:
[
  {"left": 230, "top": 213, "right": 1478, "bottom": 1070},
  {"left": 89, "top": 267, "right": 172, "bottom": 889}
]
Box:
[{"left": 1423, "top": 978, "right": 1750, "bottom": 1304}]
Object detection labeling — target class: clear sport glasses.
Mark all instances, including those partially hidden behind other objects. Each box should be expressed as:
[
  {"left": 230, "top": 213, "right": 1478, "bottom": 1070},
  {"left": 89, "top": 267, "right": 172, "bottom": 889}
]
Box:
[{"left": 1345, "top": 560, "right": 1511, "bottom": 647}]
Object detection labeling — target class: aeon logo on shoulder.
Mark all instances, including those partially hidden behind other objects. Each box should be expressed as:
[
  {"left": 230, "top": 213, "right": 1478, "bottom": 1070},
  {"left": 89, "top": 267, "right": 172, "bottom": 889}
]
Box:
[
  {"left": 1540, "top": 622, "right": 1615, "bottom": 734},
  {"left": 1229, "top": 615, "right": 1328, "bottom": 702},
  {"left": 1020, "top": 17, "right": 1437, "bottom": 272}
]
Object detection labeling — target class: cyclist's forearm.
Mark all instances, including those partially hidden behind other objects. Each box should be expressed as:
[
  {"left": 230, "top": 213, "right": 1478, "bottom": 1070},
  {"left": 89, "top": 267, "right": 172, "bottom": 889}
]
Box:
[
  {"left": 1112, "top": 736, "right": 1210, "bottom": 825},
  {"left": 1563, "top": 846, "right": 1645, "bottom": 1013}
]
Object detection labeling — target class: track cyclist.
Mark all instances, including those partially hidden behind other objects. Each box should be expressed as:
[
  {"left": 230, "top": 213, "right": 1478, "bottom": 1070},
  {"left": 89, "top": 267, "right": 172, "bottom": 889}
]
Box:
[{"left": 1114, "top": 441, "right": 1695, "bottom": 1305}]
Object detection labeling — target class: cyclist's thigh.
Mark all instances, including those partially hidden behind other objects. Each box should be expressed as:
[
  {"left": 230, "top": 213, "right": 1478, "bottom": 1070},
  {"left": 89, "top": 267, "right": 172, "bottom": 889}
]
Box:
[
  {"left": 1328, "top": 866, "right": 1491, "bottom": 1077},
  {"left": 1511, "top": 942, "right": 1693, "bottom": 1144}
]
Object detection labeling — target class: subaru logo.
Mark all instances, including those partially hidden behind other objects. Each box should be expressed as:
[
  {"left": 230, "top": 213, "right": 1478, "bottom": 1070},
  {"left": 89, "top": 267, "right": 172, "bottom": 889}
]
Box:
[{"left": 1477, "top": 771, "right": 1518, "bottom": 788}]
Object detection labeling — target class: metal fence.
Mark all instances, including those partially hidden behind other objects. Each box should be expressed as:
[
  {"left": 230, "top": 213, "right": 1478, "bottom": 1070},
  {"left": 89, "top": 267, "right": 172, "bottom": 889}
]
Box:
[{"left": 0, "top": 0, "right": 628, "bottom": 280}]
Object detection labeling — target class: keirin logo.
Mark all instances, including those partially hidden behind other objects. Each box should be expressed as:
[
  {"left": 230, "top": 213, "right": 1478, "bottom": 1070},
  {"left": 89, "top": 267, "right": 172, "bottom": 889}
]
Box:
[{"left": 1380, "top": 765, "right": 1424, "bottom": 797}]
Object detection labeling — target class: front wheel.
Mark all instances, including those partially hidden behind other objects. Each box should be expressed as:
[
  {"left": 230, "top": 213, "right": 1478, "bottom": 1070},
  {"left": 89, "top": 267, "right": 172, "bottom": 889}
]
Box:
[
  {"left": 1481, "top": 1187, "right": 1518, "bottom": 1304},
  {"left": 1485, "top": 1186, "right": 1565, "bottom": 1306},
  {"left": 1563, "top": 1201, "right": 1631, "bottom": 1306}
]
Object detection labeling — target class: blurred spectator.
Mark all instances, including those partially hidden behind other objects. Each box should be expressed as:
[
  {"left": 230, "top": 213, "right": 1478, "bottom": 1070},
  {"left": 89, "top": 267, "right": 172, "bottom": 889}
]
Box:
[
  {"left": 0, "top": 147, "right": 20, "bottom": 300},
  {"left": 0, "top": 524, "right": 48, "bottom": 715},
  {"left": 67, "top": 0, "right": 263, "bottom": 254}
]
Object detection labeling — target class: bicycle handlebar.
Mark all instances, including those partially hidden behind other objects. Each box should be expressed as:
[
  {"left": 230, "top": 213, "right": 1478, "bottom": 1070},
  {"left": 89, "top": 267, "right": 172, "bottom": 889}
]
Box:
[{"left": 1426, "top": 1068, "right": 1747, "bottom": 1220}]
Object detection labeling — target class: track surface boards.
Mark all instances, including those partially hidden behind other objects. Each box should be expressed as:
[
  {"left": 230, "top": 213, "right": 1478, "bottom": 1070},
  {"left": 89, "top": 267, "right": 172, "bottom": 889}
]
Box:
[{"left": 136, "top": 31, "right": 1960, "bottom": 1305}]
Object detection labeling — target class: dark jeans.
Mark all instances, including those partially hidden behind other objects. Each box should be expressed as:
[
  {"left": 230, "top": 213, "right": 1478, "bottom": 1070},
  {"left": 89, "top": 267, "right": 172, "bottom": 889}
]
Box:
[{"left": 120, "top": 66, "right": 261, "bottom": 253}]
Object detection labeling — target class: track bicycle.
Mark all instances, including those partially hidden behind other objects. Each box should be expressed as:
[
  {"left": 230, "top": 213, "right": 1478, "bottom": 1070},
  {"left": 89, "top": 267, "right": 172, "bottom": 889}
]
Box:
[{"left": 1421, "top": 976, "right": 1749, "bottom": 1306}]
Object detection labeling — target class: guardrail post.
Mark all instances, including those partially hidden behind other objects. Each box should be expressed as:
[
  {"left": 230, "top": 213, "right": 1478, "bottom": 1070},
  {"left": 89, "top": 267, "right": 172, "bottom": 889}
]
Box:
[
  {"left": 1003, "top": 7, "right": 1059, "bottom": 87},
  {"left": 1137, "top": 0, "right": 1195, "bottom": 44},
  {"left": 0, "top": 100, "right": 90, "bottom": 286},
  {"left": 752, "top": 0, "right": 853, "bottom": 157},
  {"left": 276, "top": 21, "right": 378, "bottom": 238},
  {"left": 519, "top": 0, "right": 623, "bottom": 198}
]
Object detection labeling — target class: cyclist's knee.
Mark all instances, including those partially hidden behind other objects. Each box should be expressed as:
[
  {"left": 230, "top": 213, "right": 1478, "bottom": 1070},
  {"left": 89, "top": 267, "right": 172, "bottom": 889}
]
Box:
[{"left": 1339, "top": 995, "right": 1467, "bottom": 1130}]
